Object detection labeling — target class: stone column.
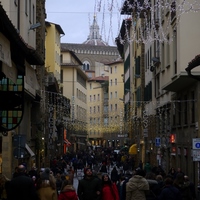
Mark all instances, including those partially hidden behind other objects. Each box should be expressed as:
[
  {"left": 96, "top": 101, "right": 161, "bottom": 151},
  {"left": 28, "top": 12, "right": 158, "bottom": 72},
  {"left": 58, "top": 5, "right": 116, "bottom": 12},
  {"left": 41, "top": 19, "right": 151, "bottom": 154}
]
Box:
[{"left": 2, "top": 133, "right": 14, "bottom": 179}]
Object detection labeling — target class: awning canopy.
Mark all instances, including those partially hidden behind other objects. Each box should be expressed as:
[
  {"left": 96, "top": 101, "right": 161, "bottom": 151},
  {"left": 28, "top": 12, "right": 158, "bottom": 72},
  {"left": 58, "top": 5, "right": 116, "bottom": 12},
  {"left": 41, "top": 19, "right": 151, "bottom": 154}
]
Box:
[
  {"left": 129, "top": 144, "right": 137, "bottom": 155},
  {"left": 25, "top": 143, "right": 35, "bottom": 157}
]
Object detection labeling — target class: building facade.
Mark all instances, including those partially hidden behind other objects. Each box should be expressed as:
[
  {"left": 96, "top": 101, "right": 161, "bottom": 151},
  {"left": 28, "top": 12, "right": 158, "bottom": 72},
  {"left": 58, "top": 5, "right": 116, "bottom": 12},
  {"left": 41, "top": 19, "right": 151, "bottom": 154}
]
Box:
[
  {"left": 87, "top": 60, "right": 124, "bottom": 148},
  {"left": 118, "top": 0, "right": 200, "bottom": 187},
  {"left": 61, "top": 15, "right": 123, "bottom": 149},
  {"left": 61, "top": 50, "right": 88, "bottom": 151},
  {"left": 0, "top": 0, "right": 45, "bottom": 177}
]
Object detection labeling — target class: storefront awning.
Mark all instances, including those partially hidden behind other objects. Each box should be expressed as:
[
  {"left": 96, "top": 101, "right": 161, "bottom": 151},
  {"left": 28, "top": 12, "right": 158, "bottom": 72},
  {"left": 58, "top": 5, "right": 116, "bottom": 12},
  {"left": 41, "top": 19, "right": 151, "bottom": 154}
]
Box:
[
  {"left": 129, "top": 144, "right": 137, "bottom": 155},
  {"left": 25, "top": 143, "right": 35, "bottom": 157}
]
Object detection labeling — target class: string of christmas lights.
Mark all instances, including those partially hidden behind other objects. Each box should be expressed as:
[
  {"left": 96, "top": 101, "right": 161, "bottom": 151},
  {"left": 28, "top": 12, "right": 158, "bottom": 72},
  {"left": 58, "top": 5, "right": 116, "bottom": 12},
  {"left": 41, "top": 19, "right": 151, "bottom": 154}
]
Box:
[
  {"left": 41, "top": 90, "right": 196, "bottom": 132},
  {"left": 95, "top": 0, "right": 200, "bottom": 44}
]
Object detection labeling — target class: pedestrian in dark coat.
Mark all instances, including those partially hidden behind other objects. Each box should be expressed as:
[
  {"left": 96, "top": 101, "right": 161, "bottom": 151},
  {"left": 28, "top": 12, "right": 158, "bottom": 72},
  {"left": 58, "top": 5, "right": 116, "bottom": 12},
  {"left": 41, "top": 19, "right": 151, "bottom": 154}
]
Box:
[
  {"left": 111, "top": 167, "right": 119, "bottom": 183},
  {"left": 145, "top": 172, "right": 158, "bottom": 200},
  {"left": 100, "top": 163, "right": 107, "bottom": 173},
  {"left": 78, "top": 167, "right": 101, "bottom": 200},
  {"left": 117, "top": 176, "right": 128, "bottom": 200},
  {"left": 157, "top": 177, "right": 182, "bottom": 200},
  {"left": 154, "top": 175, "right": 164, "bottom": 196},
  {"left": 7, "top": 165, "right": 38, "bottom": 200},
  {"left": 184, "top": 175, "right": 196, "bottom": 200},
  {"left": 173, "top": 173, "right": 193, "bottom": 200},
  {"left": 138, "top": 160, "right": 143, "bottom": 169},
  {"left": 168, "top": 167, "right": 176, "bottom": 180}
]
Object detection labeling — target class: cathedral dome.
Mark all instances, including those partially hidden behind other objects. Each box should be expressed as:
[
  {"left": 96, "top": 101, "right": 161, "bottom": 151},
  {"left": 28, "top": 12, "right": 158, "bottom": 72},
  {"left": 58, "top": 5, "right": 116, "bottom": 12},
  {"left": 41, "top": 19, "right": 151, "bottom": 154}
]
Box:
[{"left": 83, "top": 15, "right": 109, "bottom": 46}]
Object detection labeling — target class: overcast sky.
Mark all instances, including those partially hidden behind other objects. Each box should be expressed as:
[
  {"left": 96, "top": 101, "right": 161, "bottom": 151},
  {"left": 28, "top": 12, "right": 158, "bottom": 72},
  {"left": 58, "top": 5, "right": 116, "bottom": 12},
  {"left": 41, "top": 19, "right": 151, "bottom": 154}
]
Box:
[{"left": 45, "top": 0, "right": 125, "bottom": 46}]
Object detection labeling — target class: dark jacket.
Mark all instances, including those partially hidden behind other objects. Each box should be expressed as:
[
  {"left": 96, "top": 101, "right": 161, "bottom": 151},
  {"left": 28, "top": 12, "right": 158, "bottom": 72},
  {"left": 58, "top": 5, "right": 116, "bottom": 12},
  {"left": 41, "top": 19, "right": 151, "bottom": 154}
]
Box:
[
  {"left": 111, "top": 168, "right": 119, "bottom": 183},
  {"left": 8, "top": 173, "right": 38, "bottom": 200},
  {"left": 146, "top": 179, "right": 158, "bottom": 200},
  {"left": 77, "top": 176, "right": 101, "bottom": 200},
  {"left": 117, "top": 178, "right": 128, "bottom": 200},
  {"left": 100, "top": 165, "right": 107, "bottom": 173},
  {"left": 174, "top": 182, "right": 193, "bottom": 200},
  {"left": 158, "top": 185, "right": 182, "bottom": 200}
]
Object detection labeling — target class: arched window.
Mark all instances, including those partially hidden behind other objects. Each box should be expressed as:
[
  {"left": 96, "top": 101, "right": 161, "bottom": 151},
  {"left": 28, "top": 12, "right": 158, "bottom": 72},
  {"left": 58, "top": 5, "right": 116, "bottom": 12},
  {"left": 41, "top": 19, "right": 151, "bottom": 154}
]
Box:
[{"left": 82, "top": 61, "right": 90, "bottom": 70}]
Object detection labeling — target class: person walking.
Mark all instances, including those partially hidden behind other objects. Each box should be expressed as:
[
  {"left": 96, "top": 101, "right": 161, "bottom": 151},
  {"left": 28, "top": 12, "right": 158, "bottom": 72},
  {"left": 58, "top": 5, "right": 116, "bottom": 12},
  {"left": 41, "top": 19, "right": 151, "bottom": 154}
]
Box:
[
  {"left": 126, "top": 168, "right": 149, "bottom": 200},
  {"left": 99, "top": 162, "right": 107, "bottom": 173},
  {"left": 144, "top": 162, "right": 152, "bottom": 174},
  {"left": 58, "top": 179, "right": 78, "bottom": 200},
  {"left": 138, "top": 160, "right": 143, "bottom": 170},
  {"left": 173, "top": 172, "right": 193, "bottom": 200},
  {"left": 117, "top": 175, "right": 128, "bottom": 200},
  {"left": 157, "top": 177, "right": 182, "bottom": 200},
  {"left": 184, "top": 175, "right": 196, "bottom": 200},
  {"left": 7, "top": 164, "right": 38, "bottom": 200},
  {"left": 36, "top": 168, "right": 57, "bottom": 200},
  {"left": 77, "top": 167, "right": 101, "bottom": 200},
  {"left": 101, "top": 173, "right": 119, "bottom": 200},
  {"left": 111, "top": 166, "right": 119, "bottom": 183},
  {"left": 168, "top": 167, "right": 176, "bottom": 180}
]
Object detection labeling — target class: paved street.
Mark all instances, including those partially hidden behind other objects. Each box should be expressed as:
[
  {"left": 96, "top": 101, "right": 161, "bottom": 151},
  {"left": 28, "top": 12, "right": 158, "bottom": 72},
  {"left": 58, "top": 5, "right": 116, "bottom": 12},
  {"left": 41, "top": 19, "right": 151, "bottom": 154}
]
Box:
[{"left": 73, "top": 176, "right": 79, "bottom": 192}]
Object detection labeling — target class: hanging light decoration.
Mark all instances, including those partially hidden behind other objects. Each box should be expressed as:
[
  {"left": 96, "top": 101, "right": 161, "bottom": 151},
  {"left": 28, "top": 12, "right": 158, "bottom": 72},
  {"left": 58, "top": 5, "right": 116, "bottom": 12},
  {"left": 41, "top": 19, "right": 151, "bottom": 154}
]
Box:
[{"left": 95, "top": 0, "right": 200, "bottom": 44}]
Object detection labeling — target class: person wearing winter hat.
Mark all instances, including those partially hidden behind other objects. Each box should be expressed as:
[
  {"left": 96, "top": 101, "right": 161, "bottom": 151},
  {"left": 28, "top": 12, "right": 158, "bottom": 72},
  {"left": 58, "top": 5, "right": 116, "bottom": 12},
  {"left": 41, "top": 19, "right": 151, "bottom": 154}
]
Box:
[
  {"left": 36, "top": 168, "right": 57, "bottom": 200},
  {"left": 78, "top": 167, "right": 101, "bottom": 200}
]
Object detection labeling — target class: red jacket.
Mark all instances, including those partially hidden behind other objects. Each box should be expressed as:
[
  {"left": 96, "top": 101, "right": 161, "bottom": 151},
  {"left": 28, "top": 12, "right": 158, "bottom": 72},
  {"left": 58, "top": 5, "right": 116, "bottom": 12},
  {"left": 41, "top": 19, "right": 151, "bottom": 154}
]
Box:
[
  {"left": 101, "top": 183, "right": 119, "bottom": 200},
  {"left": 58, "top": 185, "right": 78, "bottom": 200}
]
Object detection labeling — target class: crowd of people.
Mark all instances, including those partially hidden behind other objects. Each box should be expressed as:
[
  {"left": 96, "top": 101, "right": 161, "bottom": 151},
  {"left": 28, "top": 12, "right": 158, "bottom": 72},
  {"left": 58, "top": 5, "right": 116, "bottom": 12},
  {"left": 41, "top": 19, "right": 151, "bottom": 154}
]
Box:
[{"left": 0, "top": 147, "right": 197, "bottom": 200}]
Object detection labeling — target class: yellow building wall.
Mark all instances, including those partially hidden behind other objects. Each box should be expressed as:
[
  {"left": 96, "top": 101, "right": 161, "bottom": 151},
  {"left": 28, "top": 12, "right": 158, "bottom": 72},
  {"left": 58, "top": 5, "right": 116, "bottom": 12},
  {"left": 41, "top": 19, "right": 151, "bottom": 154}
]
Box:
[
  {"left": 45, "top": 23, "right": 61, "bottom": 82},
  {"left": 108, "top": 62, "right": 124, "bottom": 137},
  {"left": 87, "top": 61, "right": 124, "bottom": 146},
  {"left": 87, "top": 81, "right": 104, "bottom": 142},
  {"left": 61, "top": 51, "right": 87, "bottom": 126}
]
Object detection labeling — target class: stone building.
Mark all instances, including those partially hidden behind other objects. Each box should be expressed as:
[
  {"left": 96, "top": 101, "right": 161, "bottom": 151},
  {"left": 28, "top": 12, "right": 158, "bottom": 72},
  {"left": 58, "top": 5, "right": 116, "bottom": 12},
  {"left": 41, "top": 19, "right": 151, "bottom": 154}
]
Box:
[
  {"left": 61, "top": 16, "right": 120, "bottom": 72},
  {"left": 0, "top": 1, "right": 45, "bottom": 177},
  {"left": 118, "top": 0, "right": 200, "bottom": 187},
  {"left": 61, "top": 15, "right": 125, "bottom": 149}
]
